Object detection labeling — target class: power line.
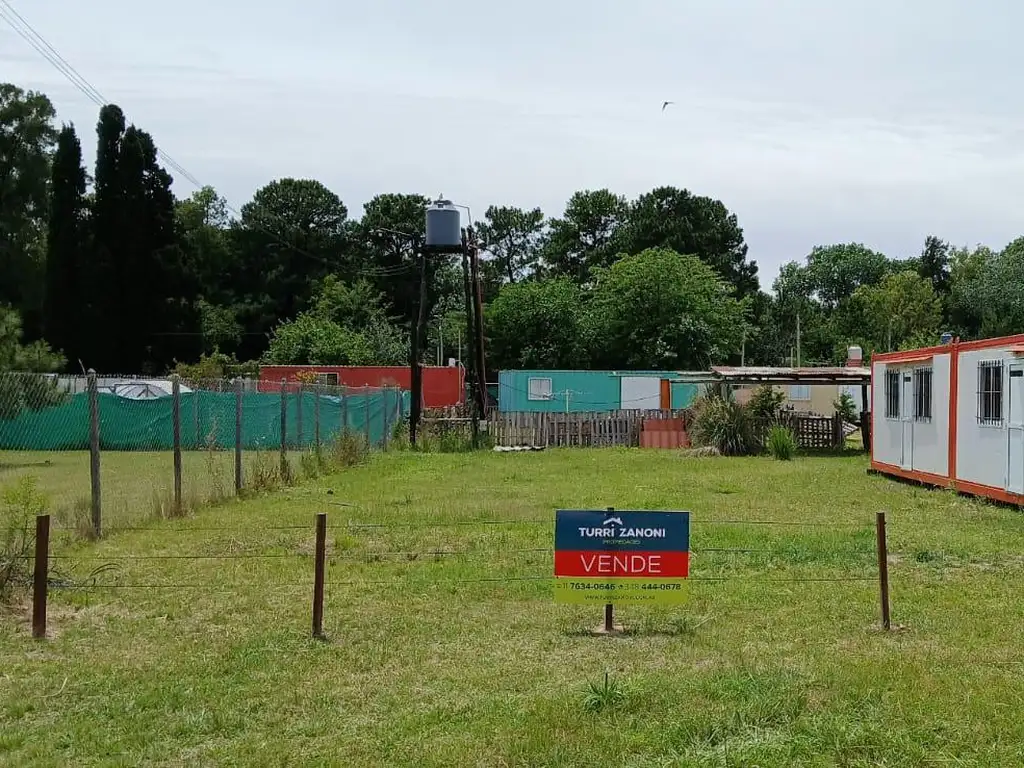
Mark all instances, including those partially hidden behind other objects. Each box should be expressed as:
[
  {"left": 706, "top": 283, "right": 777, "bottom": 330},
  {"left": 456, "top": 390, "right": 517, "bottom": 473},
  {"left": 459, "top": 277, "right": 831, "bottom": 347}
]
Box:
[{"left": 0, "top": 1, "right": 418, "bottom": 282}]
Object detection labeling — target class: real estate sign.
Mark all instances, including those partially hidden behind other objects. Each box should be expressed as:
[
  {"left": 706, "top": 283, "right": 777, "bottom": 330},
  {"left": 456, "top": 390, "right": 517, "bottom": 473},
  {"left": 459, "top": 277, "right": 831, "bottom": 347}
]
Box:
[{"left": 553, "top": 509, "right": 690, "bottom": 605}]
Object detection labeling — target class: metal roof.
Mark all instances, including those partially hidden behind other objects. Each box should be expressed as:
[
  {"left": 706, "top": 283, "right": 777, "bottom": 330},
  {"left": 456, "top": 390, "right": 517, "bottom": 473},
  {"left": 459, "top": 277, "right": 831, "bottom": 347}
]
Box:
[{"left": 709, "top": 366, "right": 871, "bottom": 384}]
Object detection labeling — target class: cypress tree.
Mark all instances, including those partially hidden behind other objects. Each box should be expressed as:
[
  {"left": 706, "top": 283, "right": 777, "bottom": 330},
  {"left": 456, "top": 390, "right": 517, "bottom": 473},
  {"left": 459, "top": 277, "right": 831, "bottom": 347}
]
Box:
[{"left": 43, "top": 123, "right": 87, "bottom": 368}]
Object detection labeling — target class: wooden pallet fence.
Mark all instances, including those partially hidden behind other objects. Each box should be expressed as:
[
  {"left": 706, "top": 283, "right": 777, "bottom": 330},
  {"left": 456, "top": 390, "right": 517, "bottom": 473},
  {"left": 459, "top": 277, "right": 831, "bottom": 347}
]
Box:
[{"left": 490, "top": 410, "right": 688, "bottom": 448}]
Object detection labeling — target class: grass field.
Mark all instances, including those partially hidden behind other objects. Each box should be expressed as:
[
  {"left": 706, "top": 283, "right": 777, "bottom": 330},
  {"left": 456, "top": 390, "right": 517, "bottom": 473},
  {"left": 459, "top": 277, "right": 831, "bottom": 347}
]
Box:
[
  {"left": 0, "top": 448, "right": 303, "bottom": 532},
  {"left": 3, "top": 449, "right": 1024, "bottom": 766}
]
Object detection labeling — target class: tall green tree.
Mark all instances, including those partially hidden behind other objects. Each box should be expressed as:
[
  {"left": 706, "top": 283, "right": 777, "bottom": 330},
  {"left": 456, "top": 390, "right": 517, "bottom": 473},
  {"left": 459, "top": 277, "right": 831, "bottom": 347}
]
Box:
[
  {"left": 475, "top": 205, "right": 545, "bottom": 285},
  {"left": 804, "top": 243, "right": 890, "bottom": 309},
  {"left": 43, "top": 123, "right": 88, "bottom": 368},
  {"left": 586, "top": 247, "right": 745, "bottom": 369},
  {"left": 485, "top": 278, "right": 589, "bottom": 370},
  {"left": 835, "top": 271, "right": 943, "bottom": 354},
  {"left": 618, "top": 186, "right": 759, "bottom": 297},
  {"left": 542, "top": 189, "right": 628, "bottom": 283},
  {"left": 917, "top": 235, "right": 951, "bottom": 296},
  {"left": 0, "top": 84, "right": 58, "bottom": 339},
  {"left": 950, "top": 238, "right": 1024, "bottom": 339}
]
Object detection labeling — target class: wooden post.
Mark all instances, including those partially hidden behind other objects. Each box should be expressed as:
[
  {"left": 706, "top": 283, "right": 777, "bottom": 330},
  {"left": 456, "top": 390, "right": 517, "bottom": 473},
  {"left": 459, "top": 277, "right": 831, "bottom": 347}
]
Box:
[
  {"left": 876, "top": 511, "right": 891, "bottom": 631},
  {"left": 172, "top": 375, "right": 182, "bottom": 515},
  {"left": 234, "top": 378, "right": 243, "bottom": 493},
  {"left": 87, "top": 370, "right": 101, "bottom": 538},
  {"left": 312, "top": 512, "right": 327, "bottom": 639},
  {"left": 32, "top": 513, "right": 50, "bottom": 639},
  {"left": 314, "top": 384, "right": 322, "bottom": 453},
  {"left": 296, "top": 382, "right": 304, "bottom": 450},
  {"left": 280, "top": 380, "right": 289, "bottom": 478},
  {"left": 341, "top": 389, "right": 349, "bottom": 437}
]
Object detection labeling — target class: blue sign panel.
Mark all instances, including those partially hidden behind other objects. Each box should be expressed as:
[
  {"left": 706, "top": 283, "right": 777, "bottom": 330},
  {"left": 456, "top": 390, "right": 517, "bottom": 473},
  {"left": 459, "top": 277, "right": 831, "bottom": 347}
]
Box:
[{"left": 554, "top": 509, "right": 690, "bottom": 552}]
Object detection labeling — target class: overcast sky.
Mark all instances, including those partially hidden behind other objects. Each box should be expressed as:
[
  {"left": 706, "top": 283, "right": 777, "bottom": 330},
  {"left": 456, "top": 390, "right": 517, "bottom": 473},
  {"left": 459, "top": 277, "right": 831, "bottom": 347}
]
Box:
[{"left": 3, "top": 0, "right": 1023, "bottom": 289}]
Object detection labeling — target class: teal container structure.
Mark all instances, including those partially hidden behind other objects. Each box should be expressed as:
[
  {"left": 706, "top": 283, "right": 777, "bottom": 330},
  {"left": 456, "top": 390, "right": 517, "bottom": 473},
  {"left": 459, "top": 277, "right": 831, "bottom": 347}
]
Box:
[{"left": 497, "top": 370, "right": 698, "bottom": 413}]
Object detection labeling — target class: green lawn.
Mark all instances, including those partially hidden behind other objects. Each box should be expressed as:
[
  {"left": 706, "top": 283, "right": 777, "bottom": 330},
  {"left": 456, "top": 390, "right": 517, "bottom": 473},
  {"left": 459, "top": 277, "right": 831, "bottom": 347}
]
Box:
[
  {"left": 0, "top": 449, "right": 301, "bottom": 532},
  {"left": 2, "top": 449, "right": 1024, "bottom": 766}
]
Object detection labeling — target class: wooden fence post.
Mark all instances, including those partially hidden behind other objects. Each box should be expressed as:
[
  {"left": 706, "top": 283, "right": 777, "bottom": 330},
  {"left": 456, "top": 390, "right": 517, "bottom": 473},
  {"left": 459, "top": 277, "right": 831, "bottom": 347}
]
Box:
[
  {"left": 341, "top": 389, "right": 349, "bottom": 437},
  {"left": 312, "top": 512, "right": 327, "bottom": 639},
  {"left": 234, "top": 378, "right": 243, "bottom": 493},
  {"left": 876, "top": 511, "right": 891, "bottom": 631},
  {"left": 87, "top": 370, "right": 101, "bottom": 538},
  {"left": 32, "top": 513, "right": 50, "bottom": 639},
  {"left": 172, "top": 375, "right": 182, "bottom": 515},
  {"left": 280, "top": 379, "right": 289, "bottom": 479}
]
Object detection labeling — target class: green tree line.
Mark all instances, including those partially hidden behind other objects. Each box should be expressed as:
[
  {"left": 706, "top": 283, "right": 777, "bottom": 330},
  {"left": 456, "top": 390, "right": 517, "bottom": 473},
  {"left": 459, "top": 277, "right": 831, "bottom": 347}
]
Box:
[{"left": 2, "top": 82, "right": 1022, "bottom": 380}]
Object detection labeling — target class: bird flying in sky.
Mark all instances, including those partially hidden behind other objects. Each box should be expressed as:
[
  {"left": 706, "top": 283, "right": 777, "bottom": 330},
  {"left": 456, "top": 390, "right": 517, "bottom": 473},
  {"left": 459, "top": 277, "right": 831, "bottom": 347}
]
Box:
[{"left": 662, "top": 101, "right": 674, "bottom": 112}]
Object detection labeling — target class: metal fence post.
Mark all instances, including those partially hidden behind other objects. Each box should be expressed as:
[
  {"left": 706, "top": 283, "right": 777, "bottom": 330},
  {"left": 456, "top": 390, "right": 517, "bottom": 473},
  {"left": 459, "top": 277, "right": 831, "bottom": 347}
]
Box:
[
  {"left": 280, "top": 379, "right": 289, "bottom": 479},
  {"left": 234, "top": 378, "right": 243, "bottom": 493},
  {"left": 364, "top": 386, "right": 371, "bottom": 448},
  {"left": 87, "top": 369, "right": 101, "bottom": 538},
  {"left": 314, "top": 384, "right": 322, "bottom": 453},
  {"left": 32, "top": 513, "right": 50, "bottom": 639},
  {"left": 382, "top": 387, "right": 390, "bottom": 451},
  {"left": 297, "top": 382, "right": 304, "bottom": 450},
  {"left": 172, "top": 375, "right": 182, "bottom": 515}
]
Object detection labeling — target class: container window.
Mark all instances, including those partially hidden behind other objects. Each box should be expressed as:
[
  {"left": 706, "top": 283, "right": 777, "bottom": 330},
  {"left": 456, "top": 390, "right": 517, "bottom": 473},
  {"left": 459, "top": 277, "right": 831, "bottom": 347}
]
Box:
[
  {"left": 913, "top": 368, "right": 932, "bottom": 421},
  {"left": 978, "top": 360, "right": 1004, "bottom": 425},
  {"left": 884, "top": 370, "right": 900, "bottom": 420},
  {"left": 316, "top": 373, "right": 339, "bottom": 386},
  {"left": 788, "top": 384, "right": 811, "bottom": 401},
  {"left": 527, "top": 377, "right": 553, "bottom": 401}
]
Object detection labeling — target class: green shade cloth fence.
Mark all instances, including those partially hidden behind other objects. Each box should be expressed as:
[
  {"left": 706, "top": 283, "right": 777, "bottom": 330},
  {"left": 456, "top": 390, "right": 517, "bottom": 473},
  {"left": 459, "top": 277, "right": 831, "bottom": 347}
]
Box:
[{"left": 0, "top": 388, "right": 409, "bottom": 451}]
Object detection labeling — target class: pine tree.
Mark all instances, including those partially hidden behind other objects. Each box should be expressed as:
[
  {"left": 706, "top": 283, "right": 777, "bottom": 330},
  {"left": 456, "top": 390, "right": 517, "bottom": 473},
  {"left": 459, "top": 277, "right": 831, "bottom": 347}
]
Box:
[{"left": 43, "top": 123, "right": 88, "bottom": 368}]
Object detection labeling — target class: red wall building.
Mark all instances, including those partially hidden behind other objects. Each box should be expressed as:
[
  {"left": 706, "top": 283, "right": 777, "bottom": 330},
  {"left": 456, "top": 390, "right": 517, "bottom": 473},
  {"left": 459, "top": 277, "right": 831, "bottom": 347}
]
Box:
[{"left": 258, "top": 365, "right": 465, "bottom": 408}]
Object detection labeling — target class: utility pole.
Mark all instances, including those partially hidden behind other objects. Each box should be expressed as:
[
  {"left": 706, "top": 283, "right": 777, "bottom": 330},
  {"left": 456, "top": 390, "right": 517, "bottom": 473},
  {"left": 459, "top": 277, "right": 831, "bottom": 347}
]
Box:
[
  {"left": 467, "top": 226, "right": 488, "bottom": 416},
  {"left": 461, "top": 229, "right": 480, "bottom": 444},
  {"left": 409, "top": 243, "right": 427, "bottom": 447}
]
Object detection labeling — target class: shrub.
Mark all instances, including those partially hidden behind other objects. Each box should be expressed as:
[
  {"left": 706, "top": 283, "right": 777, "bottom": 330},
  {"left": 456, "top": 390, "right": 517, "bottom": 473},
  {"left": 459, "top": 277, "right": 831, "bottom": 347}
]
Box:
[
  {"left": 690, "top": 396, "right": 759, "bottom": 456},
  {"left": 834, "top": 392, "right": 858, "bottom": 423},
  {"left": 767, "top": 424, "right": 798, "bottom": 460},
  {"left": 328, "top": 429, "right": 370, "bottom": 467},
  {"left": 1, "top": 476, "right": 47, "bottom": 602},
  {"left": 748, "top": 384, "right": 787, "bottom": 421}
]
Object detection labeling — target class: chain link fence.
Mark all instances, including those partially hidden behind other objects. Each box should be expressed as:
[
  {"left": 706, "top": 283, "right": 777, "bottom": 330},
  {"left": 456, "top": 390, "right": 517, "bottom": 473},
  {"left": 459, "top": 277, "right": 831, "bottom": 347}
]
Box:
[{"left": 0, "top": 372, "right": 408, "bottom": 534}]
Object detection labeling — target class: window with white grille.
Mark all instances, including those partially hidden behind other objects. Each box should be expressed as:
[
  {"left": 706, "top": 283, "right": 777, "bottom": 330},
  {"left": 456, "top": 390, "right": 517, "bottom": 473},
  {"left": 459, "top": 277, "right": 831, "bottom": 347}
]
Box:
[
  {"left": 788, "top": 384, "right": 811, "bottom": 401},
  {"left": 884, "top": 370, "right": 900, "bottom": 420},
  {"left": 913, "top": 368, "right": 932, "bottom": 421},
  {"left": 978, "top": 360, "right": 1004, "bottom": 425},
  {"left": 316, "top": 373, "right": 339, "bottom": 386},
  {"left": 527, "top": 377, "right": 553, "bottom": 401}
]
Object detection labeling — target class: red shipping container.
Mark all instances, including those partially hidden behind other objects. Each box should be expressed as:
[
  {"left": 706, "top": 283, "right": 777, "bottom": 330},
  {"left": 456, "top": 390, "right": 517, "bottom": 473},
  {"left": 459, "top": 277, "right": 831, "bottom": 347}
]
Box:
[{"left": 258, "top": 365, "right": 464, "bottom": 408}]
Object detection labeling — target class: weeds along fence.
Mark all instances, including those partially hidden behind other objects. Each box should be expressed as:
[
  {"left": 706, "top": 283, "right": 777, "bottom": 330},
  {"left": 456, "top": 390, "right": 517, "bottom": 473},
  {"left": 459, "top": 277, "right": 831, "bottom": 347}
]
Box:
[
  {"left": 19, "top": 510, "right": 893, "bottom": 641},
  {"left": 0, "top": 372, "right": 409, "bottom": 535}
]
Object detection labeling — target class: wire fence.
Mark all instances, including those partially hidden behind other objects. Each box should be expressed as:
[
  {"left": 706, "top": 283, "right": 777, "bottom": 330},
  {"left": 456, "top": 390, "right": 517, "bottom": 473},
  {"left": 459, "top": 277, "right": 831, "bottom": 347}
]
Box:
[
  {"left": 0, "top": 372, "right": 409, "bottom": 534},
  {"left": 21, "top": 512, "right": 894, "bottom": 640}
]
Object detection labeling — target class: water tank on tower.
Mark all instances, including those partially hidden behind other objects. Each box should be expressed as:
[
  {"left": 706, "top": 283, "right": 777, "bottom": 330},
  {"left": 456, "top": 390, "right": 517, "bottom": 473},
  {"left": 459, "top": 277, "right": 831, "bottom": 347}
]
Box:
[{"left": 424, "top": 198, "right": 462, "bottom": 253}]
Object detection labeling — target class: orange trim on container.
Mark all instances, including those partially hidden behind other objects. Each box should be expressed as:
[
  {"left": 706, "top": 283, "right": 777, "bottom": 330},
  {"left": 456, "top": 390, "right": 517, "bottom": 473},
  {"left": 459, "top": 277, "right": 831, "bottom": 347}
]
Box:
[
  {"left": 871, "top": 460, "right": 952, "bottom": 489},
  {"left": 949, "top": 344, "right": 959, "bottom": 482},
  {"left": 660, "top": 379, "right": 672, "bottom": 409}
]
